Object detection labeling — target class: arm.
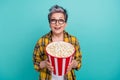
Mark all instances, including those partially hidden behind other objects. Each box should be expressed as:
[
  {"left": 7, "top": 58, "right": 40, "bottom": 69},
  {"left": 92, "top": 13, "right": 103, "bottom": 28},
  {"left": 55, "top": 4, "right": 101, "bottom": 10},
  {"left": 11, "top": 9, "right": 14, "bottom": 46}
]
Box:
[
  {"left": 74, "top": 38, "right": 82, "bottom": 70},
  {"left": 67, "top": 38, "right": 82, "bottom": 73},
  {"left": 33, "top": 38, "right": 53, "bottom": 72},
  {"left": 33, "top": 42, "right": 42, "bottom": 71}
]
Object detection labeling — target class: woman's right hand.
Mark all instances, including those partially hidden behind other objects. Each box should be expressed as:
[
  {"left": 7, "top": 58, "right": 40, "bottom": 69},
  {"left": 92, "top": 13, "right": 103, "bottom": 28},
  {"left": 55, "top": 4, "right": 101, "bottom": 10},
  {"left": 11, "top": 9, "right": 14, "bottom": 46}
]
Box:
[
  {"left": 45, "top": 60, "right": 54, "bottom": 72},
  {"left": 40, "top": 59, "right": 54, "bottom": 72}
]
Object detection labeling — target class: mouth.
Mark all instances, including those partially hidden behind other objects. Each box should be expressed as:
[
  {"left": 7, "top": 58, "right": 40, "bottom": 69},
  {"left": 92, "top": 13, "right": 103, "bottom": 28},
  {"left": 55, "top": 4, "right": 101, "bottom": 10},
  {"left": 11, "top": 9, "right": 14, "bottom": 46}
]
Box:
[{"left": 54, "top": 27, "right": 61, "bottom": 30}]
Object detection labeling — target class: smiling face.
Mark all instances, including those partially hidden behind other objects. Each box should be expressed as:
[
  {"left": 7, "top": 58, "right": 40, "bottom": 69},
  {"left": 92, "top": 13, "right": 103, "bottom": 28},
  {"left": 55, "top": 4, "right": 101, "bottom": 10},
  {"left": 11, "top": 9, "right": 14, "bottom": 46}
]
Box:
[{"left": 49, "top": 13, "right": 67, "bottom": 35}]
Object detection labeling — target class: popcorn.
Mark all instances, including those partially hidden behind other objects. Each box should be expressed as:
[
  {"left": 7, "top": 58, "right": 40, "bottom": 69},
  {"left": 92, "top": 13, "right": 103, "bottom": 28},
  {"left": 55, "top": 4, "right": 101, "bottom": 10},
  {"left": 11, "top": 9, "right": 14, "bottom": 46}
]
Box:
[
  {"left": 46, "top": 41, "right": 75, "bottom": 58},
  {"left": 46, "top": 41, "right": 75, "bottom": 76}
]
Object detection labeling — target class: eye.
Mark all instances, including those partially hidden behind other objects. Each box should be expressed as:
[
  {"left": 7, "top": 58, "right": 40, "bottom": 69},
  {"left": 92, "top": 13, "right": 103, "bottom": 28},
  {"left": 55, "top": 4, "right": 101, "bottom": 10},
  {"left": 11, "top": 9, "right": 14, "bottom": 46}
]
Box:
[
  {"left": 59, "top": 19, "right": 65, "bottom": 24},
  {"left": 50, "top": 19, "right": 56, "bottom": 24}
]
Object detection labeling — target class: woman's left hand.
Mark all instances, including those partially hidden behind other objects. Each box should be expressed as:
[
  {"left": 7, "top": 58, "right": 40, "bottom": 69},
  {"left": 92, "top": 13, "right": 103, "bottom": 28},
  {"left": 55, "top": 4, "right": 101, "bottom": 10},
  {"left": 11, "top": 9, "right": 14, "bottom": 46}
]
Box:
[{"left": 66, "top": 59, "right": 78, "bottom": 74}]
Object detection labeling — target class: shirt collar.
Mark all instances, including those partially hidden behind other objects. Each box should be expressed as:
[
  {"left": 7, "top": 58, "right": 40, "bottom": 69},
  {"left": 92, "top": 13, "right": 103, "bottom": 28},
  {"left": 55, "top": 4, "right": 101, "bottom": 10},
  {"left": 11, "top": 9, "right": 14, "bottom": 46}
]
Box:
[{"left": 47, "top": 30, "right": 68, "bottom": 42}]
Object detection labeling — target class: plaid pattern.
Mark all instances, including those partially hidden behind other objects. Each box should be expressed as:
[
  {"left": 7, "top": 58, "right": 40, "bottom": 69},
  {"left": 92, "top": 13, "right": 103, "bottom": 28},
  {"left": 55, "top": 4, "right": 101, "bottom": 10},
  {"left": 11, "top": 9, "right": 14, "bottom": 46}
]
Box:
[{"left": 33, "top": 31, "right": 82, "bottom": 80}]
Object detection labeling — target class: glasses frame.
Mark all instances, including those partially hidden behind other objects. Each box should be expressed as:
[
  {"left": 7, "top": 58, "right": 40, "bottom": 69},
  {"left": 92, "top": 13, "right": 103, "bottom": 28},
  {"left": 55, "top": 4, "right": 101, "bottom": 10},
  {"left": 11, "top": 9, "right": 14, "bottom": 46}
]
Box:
[{"left": 50, "top": 19, "right": 65, "bottom": 25}]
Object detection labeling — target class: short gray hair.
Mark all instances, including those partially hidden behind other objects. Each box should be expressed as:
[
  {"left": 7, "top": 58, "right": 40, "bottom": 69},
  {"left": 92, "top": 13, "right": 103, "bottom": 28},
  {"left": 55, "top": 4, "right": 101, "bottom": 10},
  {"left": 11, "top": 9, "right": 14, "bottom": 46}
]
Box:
[{"left": 48, "top": 5, "right": 68, "bottom": 23}]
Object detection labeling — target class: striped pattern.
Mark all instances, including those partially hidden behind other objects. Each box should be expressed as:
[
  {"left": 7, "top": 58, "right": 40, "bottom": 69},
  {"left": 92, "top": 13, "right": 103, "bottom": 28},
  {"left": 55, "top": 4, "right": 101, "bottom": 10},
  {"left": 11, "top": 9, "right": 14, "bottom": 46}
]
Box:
[{"left": 48, "top": 54, "right": 73, "bottom": 76}]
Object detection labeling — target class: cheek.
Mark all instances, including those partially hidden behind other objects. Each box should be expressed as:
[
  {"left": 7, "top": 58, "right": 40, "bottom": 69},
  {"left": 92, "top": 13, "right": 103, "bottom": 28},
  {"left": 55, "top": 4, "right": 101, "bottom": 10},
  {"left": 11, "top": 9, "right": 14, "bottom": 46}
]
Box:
[
  {"left": 62, "top": 24, "right": 66, "bottom": 28},
  {"left": 49, "top": 24, "right": 53, "bottom": 28}
]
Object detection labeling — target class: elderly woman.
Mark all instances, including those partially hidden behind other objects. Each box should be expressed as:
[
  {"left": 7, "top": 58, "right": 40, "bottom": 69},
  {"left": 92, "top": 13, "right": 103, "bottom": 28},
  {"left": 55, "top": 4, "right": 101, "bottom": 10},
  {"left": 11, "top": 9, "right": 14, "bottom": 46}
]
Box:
[{"left": 33, "top": 5, "right": 82, "bottom": 80}]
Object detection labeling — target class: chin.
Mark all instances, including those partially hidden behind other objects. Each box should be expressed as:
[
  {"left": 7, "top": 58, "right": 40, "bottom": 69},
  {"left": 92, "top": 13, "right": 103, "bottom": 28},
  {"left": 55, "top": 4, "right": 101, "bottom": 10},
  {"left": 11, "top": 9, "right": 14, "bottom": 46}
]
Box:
[{"left": 54, "top": 31, "right": 63, "bottom": 34}]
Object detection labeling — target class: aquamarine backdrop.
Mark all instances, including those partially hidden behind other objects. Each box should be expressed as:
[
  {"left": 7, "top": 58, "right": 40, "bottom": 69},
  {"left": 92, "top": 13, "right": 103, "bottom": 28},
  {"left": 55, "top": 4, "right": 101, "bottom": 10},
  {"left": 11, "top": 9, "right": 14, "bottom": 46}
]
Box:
[{"left": 0, "top": 0, "right": 120, "bottom": 80}]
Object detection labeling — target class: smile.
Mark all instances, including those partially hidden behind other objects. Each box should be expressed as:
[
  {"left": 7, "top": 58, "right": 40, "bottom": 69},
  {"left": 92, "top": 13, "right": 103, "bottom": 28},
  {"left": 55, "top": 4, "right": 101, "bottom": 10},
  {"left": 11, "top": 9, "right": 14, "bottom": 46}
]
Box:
[{"left": 54, "top": 27, "right": 61, "bottom": 30}]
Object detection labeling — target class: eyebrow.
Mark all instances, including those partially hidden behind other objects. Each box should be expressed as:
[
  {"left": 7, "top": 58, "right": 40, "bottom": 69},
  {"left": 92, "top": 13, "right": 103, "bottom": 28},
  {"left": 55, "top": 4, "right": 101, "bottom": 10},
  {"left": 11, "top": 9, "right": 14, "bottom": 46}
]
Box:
[{"left": 51, "top": 17, "right": 64, "bottom": 19}]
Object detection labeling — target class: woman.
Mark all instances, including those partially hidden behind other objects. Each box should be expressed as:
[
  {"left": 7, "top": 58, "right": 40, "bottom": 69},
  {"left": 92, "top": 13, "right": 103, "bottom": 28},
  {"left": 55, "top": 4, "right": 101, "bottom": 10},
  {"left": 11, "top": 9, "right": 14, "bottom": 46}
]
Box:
[{"left": 33, "top": 5, "right": 82, "bottom": 80}]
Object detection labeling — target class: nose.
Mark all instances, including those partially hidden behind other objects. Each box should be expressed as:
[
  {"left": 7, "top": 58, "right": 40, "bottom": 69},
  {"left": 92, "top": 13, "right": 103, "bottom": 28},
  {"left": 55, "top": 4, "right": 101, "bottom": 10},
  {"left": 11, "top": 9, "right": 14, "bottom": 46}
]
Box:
[{"left": 55, "top": 21, "right": 59, "bottom": 26}]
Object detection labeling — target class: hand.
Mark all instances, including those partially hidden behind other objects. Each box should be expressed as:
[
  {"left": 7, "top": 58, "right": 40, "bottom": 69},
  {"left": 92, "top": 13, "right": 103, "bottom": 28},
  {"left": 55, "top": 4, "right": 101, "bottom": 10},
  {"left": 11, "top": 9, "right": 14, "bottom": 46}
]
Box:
[
  {"left": 40, "top": 59, "right": 54, "bottom": 73},
  {"left": 45, "top": 60, "right": 54, "bottom": 72},
  {"left": 66, "top": 60, "right": 78, "bottom": 73}
]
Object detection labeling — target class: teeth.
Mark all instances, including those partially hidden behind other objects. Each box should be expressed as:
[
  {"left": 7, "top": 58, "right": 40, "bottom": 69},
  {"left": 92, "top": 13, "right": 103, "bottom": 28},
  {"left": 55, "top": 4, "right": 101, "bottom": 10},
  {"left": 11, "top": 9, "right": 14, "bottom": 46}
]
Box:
[{"left": 55, "top": 27, "right": 60, "bottom": 30}]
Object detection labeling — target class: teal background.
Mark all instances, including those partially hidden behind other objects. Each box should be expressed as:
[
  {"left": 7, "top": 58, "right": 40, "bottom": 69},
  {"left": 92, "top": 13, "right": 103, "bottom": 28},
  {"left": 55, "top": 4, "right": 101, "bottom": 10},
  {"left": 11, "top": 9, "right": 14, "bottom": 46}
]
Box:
[{"left": 0, "top": 0, "right": 120, "bottom": 80}]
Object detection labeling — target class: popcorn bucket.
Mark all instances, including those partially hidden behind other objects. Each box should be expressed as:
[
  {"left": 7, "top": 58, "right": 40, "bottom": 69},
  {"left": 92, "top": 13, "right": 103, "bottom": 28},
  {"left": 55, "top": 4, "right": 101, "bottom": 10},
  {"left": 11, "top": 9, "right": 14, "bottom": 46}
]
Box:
[{"left": 46, "top": 41, "right": 75, "bottom": 76}]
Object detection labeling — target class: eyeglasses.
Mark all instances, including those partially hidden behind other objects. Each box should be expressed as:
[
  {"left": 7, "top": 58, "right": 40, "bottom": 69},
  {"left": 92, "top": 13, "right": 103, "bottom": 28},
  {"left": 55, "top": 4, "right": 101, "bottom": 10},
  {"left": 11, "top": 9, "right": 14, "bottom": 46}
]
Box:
[{"left": 50, "top": 19, "right": 65, "bottom": 25}]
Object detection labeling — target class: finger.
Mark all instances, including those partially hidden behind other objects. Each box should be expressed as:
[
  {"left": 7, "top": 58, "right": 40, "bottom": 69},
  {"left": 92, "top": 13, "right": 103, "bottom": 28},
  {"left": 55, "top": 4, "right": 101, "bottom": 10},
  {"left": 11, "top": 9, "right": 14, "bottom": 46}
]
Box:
[
  {"left": 66, "top": 68, "right": 70, "bottom": 74},
  {"left": 67, "top": 63, "right": 73, "bottom": 72},
  {"left": 46, "top": 62, "right": 54, "bottom": 71},
  {"left": 48, "top": 66, "right": 54, "bottom": 72},
  {"left": 68, "top": 61, "right": 73, "bottom": 66},
  {"left": 72, "top": 57, "right": 74, "bottom": 60},
  {"left": 46, "top": 61, "right": 52, "bottom": 66},
  {"left": 66, "top": 66, "right": 70, "bottom": 73},
  {"left": 69, "top": 59, "right": 76, "bottom": 66}
]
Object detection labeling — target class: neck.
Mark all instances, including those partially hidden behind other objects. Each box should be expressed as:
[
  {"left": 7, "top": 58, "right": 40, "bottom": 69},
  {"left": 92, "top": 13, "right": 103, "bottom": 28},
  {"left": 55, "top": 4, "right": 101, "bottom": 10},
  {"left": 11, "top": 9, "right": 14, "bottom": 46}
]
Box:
[{"left": 52, "top": 32, "right": 64, "bottom": 42}]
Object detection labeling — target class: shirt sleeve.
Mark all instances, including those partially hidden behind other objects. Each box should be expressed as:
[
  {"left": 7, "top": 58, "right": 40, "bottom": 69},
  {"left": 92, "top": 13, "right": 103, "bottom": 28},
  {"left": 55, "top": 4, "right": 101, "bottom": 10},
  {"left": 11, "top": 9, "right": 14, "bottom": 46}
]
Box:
[
  {"left": 33, "top": 38, "right": 47, "bottom": 72},
  {"left": 74, "top": 38, "right": 82, "bottom": 70},
  {"left": 33, "top": 42, "right": 41, "bottom": 71}
]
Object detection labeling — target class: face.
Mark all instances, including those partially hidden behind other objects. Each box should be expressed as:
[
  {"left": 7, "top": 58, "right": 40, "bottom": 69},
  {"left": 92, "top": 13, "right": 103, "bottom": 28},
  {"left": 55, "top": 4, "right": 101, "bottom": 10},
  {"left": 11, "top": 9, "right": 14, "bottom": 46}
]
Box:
[{"left": 49, "top": 13, "right": 67, "bottom": 35}]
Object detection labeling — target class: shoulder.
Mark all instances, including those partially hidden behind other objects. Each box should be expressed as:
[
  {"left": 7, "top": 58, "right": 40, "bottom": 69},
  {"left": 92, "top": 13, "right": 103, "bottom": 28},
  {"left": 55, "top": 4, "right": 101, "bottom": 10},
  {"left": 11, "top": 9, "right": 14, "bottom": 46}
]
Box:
[
  {"left": 37, "top": 31, "right": 51, "bottom": 44},
  {"left": 64, "top": 31, "right": 80, "bottom": 49},
  {"left": 64, "top": 31, "right": 78, "bottom": 41}
]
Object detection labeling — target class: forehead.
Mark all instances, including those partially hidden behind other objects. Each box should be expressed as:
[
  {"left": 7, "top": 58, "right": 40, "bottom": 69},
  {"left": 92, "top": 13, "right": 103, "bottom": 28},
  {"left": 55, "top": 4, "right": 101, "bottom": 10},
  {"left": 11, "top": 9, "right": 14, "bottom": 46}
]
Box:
[{"left": 51, "top": 13, "right": 65, "bottom": 19}]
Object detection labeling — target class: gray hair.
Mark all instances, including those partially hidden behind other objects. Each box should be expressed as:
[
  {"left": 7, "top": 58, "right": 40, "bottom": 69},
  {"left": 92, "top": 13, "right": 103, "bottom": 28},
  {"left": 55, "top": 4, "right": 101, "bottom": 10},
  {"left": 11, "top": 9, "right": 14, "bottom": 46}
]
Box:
[{"left": 48, "top": 5, "right": 68, "bottom": 23}]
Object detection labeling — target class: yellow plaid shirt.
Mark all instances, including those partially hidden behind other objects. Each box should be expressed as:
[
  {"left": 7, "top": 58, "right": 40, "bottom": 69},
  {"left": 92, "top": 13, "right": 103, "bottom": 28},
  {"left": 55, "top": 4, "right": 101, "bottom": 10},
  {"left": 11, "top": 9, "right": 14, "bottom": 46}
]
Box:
[{"left": 33, "top": 31, "right": 82, "bottom": 80}]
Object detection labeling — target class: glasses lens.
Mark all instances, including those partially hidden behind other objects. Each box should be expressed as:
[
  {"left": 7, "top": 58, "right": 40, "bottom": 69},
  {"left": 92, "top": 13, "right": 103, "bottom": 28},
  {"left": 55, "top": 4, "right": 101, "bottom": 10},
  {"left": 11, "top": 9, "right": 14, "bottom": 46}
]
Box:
[
  {"left": 58, "top": 19, "right": 65, "bottom": 24},
  {"left": 50, "top": 19, "right": 56, "bottom": 24},
  {"left": 50, "top": 19, "right": 65, "bottom": 24}
]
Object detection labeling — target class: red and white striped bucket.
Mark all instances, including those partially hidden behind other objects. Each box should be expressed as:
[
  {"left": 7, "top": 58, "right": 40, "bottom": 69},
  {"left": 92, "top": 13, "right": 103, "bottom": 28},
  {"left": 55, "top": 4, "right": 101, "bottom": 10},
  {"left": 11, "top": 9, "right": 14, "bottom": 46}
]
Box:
[{"left": 46, "top": 41, "right": 75, "bottom": 76}]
